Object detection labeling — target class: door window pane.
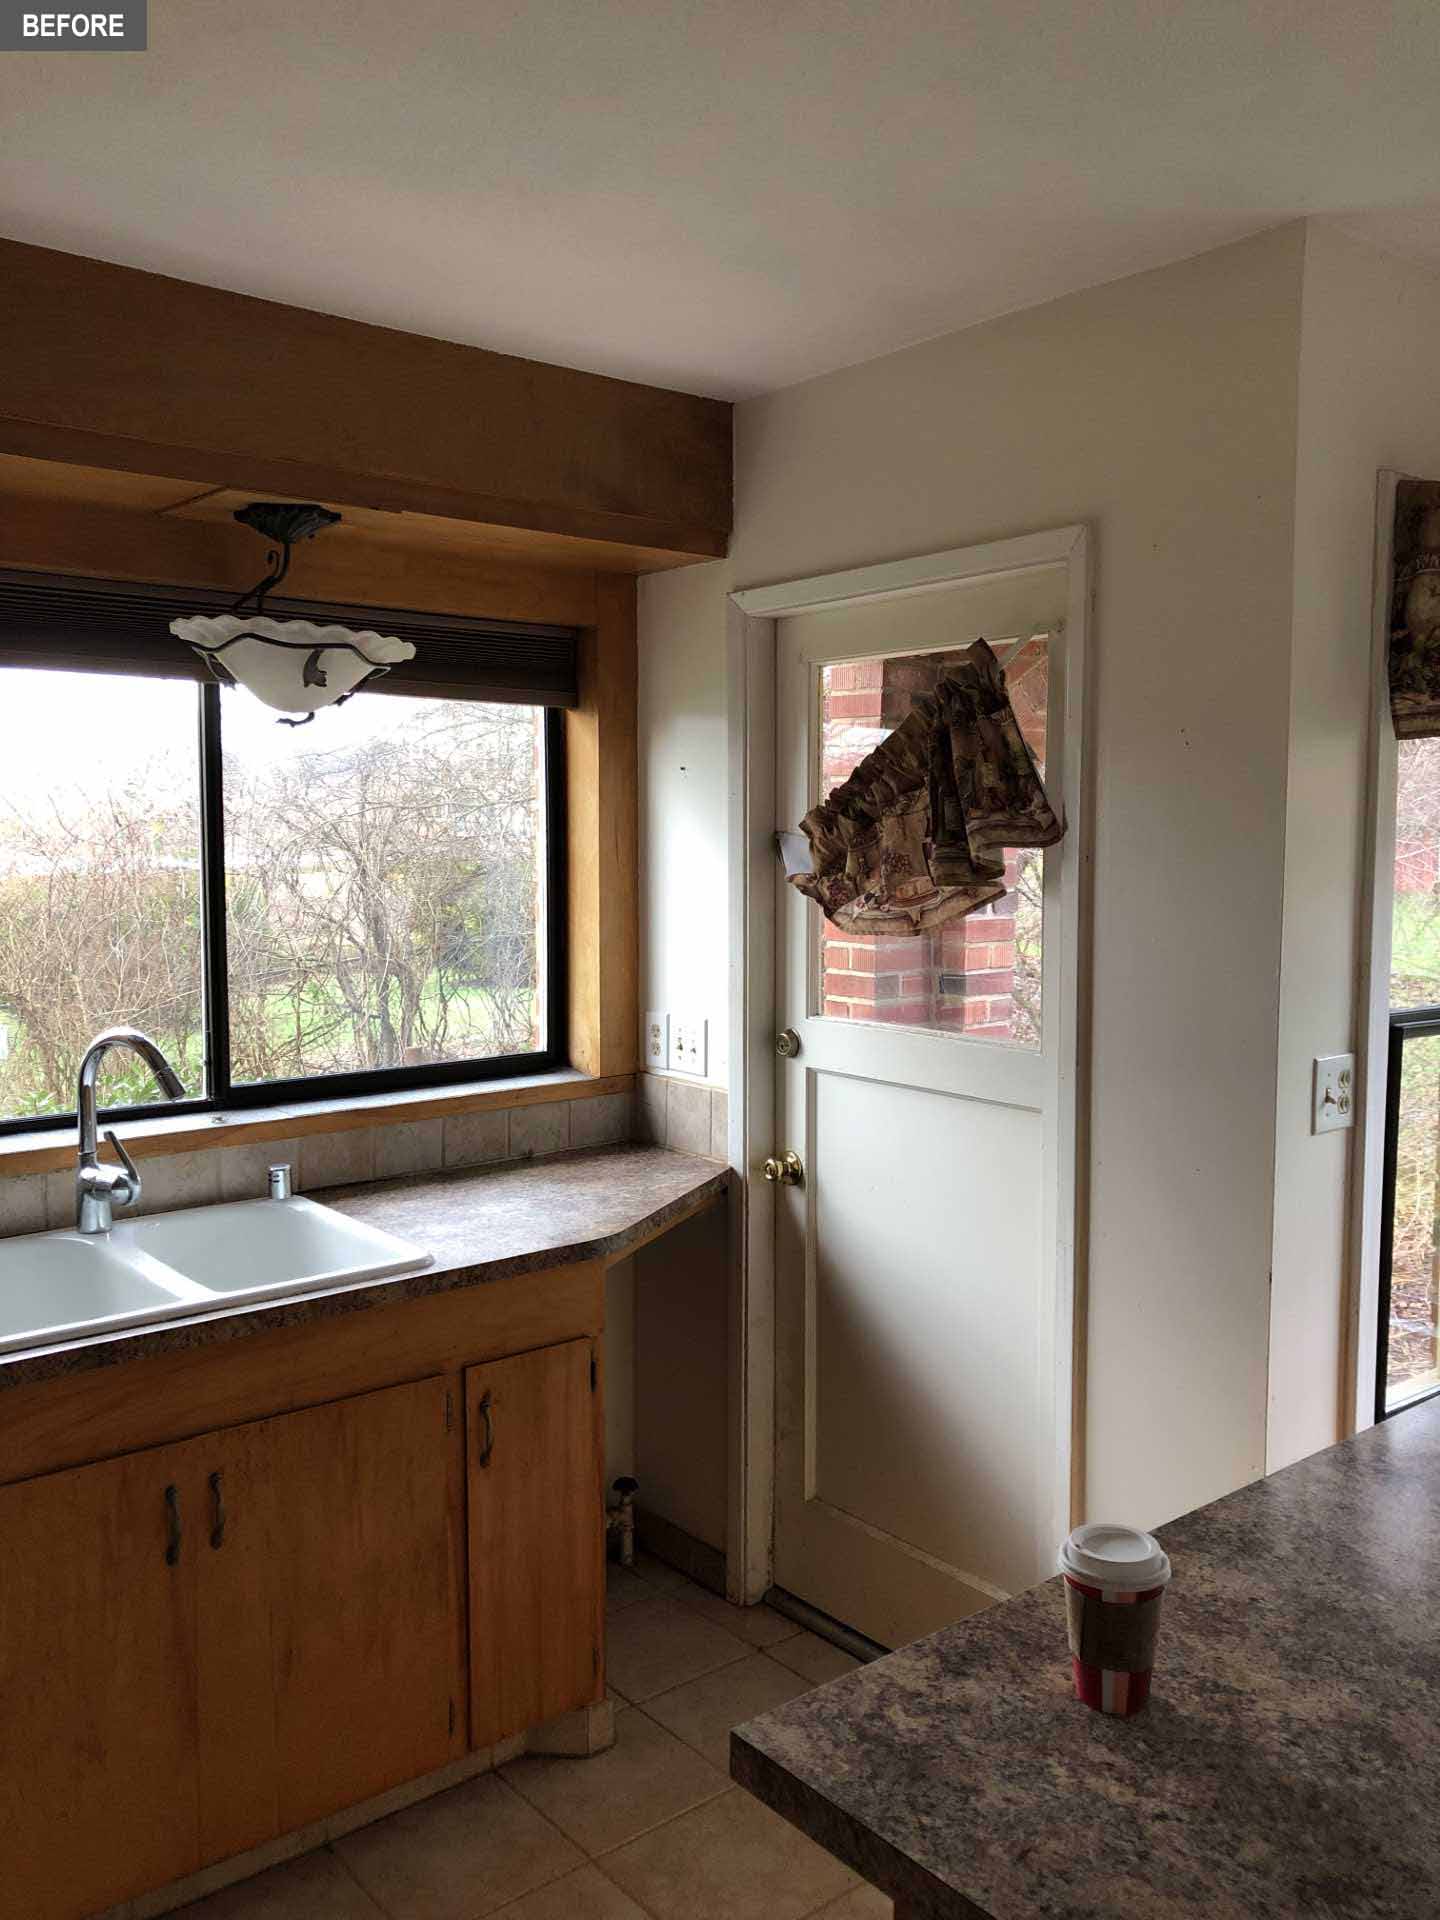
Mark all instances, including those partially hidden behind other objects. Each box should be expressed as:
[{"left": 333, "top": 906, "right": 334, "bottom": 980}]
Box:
[
  {"left": 0, "top": 669, "right": 204, "bottom": 1119},
  {"left": 813, "top": 639, "right": 1048, "bottom": 1047},
  {"left": 221, "top": 691, "right": 547, "bottom": 1085}
]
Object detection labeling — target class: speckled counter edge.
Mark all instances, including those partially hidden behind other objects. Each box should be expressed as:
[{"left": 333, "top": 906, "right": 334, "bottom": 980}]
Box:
[{"left": 0, "top": 1145, "right": 728, "bottom": 1392}]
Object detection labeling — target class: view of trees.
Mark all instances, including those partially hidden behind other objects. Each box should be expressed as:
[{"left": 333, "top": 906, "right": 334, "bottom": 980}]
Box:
[
  {"left": 0, "top": 678, "right": 545, "bottom": 1120},
  {"left": 1387, "top": 736, "right": 1440, "bottom": 1402}
]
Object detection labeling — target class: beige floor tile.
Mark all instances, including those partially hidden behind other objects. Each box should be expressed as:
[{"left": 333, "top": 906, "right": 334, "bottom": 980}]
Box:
[
  {"left": 605, "top": 1596, "right": 750, "bottom": 1703},
  {"left": 630, "top": 1551, "right": 691, "bottom": 1594},
  {"left": 601, "top": 1787, "right": 855, "bottom": 1920},
  {"left": 812, "top": 1884, "right": 894, "bottom": 1920},
  {"left": 644, "top": 1653, "right": 812, "bottom": 1772},
  {"left": 768, "top": 1630, "right": 864, "bottom": 1685},
  {"left": 488, "top": 1863, "right": 650, "bottom": 1920},
  {"left": 674, "top": 1584, "right": 803, "bottom": 1649},
  {"left": 332, "top": 1775, "right": 581, "bottom": 1920},
  {"left": 501, "top": 1706, "right": 728, "bottom": 1856},
  {"left": 169, "top": 1848, "right": 383, "bottom": 1918},
  {"left": 605, "top": 1565, "right": 650, "bottom": 1615}
]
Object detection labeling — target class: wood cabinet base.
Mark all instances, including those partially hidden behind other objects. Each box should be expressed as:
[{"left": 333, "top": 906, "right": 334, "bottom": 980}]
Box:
[{"left": 0, "top": 1263, "right": 607, "bottom": 1920}]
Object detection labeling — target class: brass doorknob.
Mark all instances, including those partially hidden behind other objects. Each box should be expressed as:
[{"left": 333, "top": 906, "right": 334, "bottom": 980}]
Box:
[{"left": 762, "top": 1150, "right": 804, "bottom": 1187}]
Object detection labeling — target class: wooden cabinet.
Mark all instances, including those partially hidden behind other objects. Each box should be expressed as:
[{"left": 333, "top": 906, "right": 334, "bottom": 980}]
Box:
[
  {"left": 467, "top": 1338, "right": 605, "bottom": 1747},
  {"left": 0, "top": 1262, "right": 607, "bottom": 1920},
  {"left": 265, "top": 1378, "right": 460, "bottom": 1829},
  {"left": 0, "top": 1433, "right": 207, "bottom": 1919},
  {"left": 0, "top": 1378, "right": 460, "bottom": 1920}
]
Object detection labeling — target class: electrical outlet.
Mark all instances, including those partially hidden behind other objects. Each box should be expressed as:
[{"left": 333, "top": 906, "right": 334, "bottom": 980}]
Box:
[
  {"left": 1313, "top": 1053, "right": 1354, "bottom": 1134},
  {"left": 643, "top": 1011, "right": 669, "bottom": 1071},
  {"left": 669, "top": 1015, "right": 708, "bottom": 1077}
]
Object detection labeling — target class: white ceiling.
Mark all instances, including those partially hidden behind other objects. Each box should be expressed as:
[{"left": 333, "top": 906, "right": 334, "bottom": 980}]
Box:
[{"left": 2, "top": 0, "right": 1439, "bottom": 400}]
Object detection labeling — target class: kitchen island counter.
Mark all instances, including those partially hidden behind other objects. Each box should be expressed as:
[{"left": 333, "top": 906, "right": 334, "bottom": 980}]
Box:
[{"left": 734, "top": 1398, "right": 1440, "bottom": 1918}]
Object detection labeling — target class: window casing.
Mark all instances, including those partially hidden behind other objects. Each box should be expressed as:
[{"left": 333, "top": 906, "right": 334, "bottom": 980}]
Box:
[{"left": 0, "top": 650, "right": 568, "bottom": 1136}]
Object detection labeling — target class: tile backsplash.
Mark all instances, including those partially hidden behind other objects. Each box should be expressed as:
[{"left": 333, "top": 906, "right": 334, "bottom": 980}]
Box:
[
  {"left": 635, "top": 1071, "right": 729, "bottom": 1163},
  {"left": 0, "top": 1080, "right": 726, "bottom": 1240}
]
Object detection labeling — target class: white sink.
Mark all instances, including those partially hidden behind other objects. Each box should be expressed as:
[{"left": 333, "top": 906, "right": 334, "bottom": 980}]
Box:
[
  {"left": 0, "top": 1197, "right": 431, "bottom": 1355},
  {"left": 116, "top": 1197, "right": 431, "bottom": 1304},
  {"left": 0, "top": 1232, "right": 207, "bottom": 1353}
]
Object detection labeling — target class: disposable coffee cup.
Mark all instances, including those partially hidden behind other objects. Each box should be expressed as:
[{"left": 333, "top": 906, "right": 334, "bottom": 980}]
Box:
[{"left": 1059, "top": 1523, "right": 1171, "bottom": 1718}]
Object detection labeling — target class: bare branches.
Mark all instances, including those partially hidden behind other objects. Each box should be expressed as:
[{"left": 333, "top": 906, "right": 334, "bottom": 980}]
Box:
[{"left": 0, "top": 692, "right": 547, "bottom": 1118}]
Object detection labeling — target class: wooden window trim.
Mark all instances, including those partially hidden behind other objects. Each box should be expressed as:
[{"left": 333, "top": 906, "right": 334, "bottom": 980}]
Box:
[{"left": 0, "top": 1070, "right": 635, "bottom": 1178}]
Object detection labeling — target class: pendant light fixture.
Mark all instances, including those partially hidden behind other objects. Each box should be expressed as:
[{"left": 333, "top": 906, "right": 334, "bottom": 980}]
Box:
[{"left": 170, "top": 503, "right": 416, "bottom": 725}]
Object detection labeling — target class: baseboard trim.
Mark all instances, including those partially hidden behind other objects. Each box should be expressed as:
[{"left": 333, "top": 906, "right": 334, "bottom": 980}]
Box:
[{"left": 634, "top": 1506, "right": 727, "bottom": 1596}]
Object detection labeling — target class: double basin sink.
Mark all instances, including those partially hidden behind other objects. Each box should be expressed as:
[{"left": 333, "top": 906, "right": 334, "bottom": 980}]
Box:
[{"left": 0, "top": 1197, "right": 433, "bottom": 1355}]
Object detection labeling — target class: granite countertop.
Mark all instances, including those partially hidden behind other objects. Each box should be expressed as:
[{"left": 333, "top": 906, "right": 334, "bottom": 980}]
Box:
[
  {"left": 0, "top": 1145, "right": 728, "bottom": 1392},
  {"left": 734, "top": 1398, "right": 1440, "bottom": 1920}
]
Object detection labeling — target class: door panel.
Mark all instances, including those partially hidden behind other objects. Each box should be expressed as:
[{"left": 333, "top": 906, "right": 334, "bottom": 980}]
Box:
[
  {"left": 194, "top": 1419, "right": 279, "bottom": 1864},
  {"left": 266, "top": 1376, "right": 460, "bottom": 1829},
  {"left": 811, "top": 1076, "right": 1043, "bottom": 1593},
  {"left": 467, "top": 1339, "right": 603, "bottom": 1748},
  {"left": 0, "top": 1441, "right": 202, "bottom": 1919},
  {"left": 774, "top": 559, "right": 1078, "bottom": 1649}
]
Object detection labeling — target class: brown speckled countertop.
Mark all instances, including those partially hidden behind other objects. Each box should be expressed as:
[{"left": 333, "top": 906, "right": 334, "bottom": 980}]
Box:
[
  {"left": 0, "top": 1146, "right": 727, "bottom": 1392},
  {"left": 734, "top": 1399, "right": 1440, "bottom": 1919}
]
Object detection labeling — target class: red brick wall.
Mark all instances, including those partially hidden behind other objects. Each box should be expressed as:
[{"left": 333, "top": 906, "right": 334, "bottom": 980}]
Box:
[{"left": 817, "top": 644, "right": 1047, "bottom": 1040}]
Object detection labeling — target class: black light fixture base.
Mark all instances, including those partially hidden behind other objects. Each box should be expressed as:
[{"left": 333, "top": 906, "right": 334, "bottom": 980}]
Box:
[{"left": 232, "top": 502, "right": 342, "bottom": 546}]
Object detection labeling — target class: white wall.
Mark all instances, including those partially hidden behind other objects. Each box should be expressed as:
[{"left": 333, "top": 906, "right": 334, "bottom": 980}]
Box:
[
  {"left": 641, "top": 226, "right": 1311, "bottom": 1533},
  {"left": 1267, "top": 224, "right": 1440, "bottom": 1471}
]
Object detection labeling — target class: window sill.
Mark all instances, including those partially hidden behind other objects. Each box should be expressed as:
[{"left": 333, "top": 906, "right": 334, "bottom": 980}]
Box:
[{"left": 0, "top": 1069, "right": 633, "bottom": 1178}]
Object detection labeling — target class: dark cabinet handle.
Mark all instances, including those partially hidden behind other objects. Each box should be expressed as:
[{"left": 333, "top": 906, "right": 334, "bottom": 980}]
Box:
[
  {"left": 208, "top": 1470, "right": 226, "bottom": 1549},
  {"left": 164, "top": 1484, "right": 182, "bottom": 1566},
  {"left": 477, "top": 1391, "right": 495, "bottom": 1467}
]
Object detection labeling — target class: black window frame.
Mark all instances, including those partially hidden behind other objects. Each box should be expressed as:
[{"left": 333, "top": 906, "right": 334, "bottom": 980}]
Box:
[
  {"left": 1375, "top": 1003, "right": 1440, "bottom": 1421},
  {"left": 0, "top": 676, "right": 567, "bottom": 1136}
]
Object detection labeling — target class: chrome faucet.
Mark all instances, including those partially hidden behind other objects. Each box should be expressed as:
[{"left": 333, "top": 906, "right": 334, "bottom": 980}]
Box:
[{"left": 75, "top": 1027, "right": 186, "bottom": 1234}]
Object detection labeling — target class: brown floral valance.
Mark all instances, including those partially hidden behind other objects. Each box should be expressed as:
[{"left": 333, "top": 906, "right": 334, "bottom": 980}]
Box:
[
  {"left": 1389, "top": 479, "right": 1440, "bottom": 739},
  {"left": 786, "top": 638, "right": 1064, "bottom": 935}
]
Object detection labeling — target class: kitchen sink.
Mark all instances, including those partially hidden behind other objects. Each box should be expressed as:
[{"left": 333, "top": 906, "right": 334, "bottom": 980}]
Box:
[
  {"left": 116, "top": 1197, "right": 430, "bottom": 1303},
  {"left": 0, "top": 1231, "right": 207, "bottom": 1353},
  {"left": 0, "top": 1197, "right": 432, "bottom": 1355}
]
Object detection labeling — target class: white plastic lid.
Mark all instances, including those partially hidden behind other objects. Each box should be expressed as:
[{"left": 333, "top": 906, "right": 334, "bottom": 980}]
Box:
[{"left": 1059, "top": 1523, "right": 1171, "bottom": 1592}]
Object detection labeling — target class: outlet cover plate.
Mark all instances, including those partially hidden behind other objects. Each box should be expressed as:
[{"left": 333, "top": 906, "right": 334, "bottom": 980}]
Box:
[
  {"left": 643, "top": 1011, "right": 669, "bottom": 1071},
  {"left": 669, "top": 1015, "right": 708, "bottom": 1077},
  {"left": 1313, "top": 1053, "right": 1355, "bottom": 1134}
]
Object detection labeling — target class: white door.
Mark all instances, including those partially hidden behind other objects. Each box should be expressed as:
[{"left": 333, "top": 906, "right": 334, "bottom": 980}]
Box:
[{"left": 770, "top": 551, "right": 1084, "bottom": 1650}]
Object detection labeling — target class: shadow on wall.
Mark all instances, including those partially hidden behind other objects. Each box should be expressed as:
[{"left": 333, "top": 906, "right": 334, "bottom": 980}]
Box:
[{"left": 634, "top": 1199, "right": 730, "bottom": 1555}]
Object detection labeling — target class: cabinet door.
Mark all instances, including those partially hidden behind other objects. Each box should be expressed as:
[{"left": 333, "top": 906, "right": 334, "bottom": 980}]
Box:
[
  {"left": 0, "top": 1440, "right": 202, "bottom": 1919},
  {"left": 467, "top": 1339, "right": 604, "bottom": 1748},
  {"left": 265, "top": 1376, "right": 462, "bottom": 1830}
]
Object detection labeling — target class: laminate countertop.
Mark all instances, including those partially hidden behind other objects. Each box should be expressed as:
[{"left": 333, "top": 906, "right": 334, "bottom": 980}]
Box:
[
  {"left": 0, "top": 1145, "right": 728, "bottom": 1393},
  {"left": 733, "top": 1397, "right": 1440, "bottom": 1920}
]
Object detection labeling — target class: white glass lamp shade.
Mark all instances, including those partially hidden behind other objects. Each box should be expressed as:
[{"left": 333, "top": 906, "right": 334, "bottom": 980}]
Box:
[{"left": 169, "top": 614, "right": 416, "bottom": 714}]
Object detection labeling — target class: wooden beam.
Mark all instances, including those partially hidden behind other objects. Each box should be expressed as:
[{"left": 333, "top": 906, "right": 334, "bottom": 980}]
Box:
[
  {"left": 0, "top": 238, "right": 731, "bottom": 563},
  {"left": 567, "top": 575, "right": 639, "bottom": 1077},
  {"left": 0, "top": 493, "right": 599, "bottom": 627}
]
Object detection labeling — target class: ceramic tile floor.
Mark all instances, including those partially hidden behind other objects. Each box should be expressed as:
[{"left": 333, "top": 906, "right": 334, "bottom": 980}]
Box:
[{"left": 172, "top": 1556, "right": 891, "bottom": 1920}]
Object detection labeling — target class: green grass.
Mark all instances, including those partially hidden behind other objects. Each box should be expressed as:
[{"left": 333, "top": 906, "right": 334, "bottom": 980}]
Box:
[{"left": 1392, "top": 894, "right": 1440, "bottom": 1002}]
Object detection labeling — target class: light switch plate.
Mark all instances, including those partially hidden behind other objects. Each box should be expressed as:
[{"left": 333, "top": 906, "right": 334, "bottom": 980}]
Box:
[
  {"left": 643, "top": 1011, "right": 669, "bottom": 1071},
  {"left": 1313, "top": 1053, "right": 1355, "bottom": 1134},
  {"left": 669, "top": 1015, "right": 708, "bottom": 1077}
]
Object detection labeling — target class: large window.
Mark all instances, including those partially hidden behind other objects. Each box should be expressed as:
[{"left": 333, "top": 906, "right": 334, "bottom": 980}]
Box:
[{"left": 0, "top": 668, "right": 562, "bottom": 1130}]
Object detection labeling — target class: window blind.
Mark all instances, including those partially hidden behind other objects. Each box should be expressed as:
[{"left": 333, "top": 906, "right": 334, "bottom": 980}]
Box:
[{"left": 0, "top": 570, "right": 579, "bottom": 709}]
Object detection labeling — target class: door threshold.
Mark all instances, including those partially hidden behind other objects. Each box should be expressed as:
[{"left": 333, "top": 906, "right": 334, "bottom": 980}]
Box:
[{"left": 764, "top": 1586, "right": 890, "bottom": 1662}]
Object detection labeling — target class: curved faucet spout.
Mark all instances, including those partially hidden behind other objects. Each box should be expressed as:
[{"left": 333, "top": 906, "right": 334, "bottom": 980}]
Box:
[{"left": 75, "top": 1028, "right": 186, "bottom": 1232}]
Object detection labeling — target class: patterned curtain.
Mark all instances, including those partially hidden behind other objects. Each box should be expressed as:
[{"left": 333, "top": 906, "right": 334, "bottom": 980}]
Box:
[
  {"left": 1389, "top": 479, "right": 1440, "bottom": 739},
  {"left": 785, "top": 637, "right": 1064, "bottom": 935}
]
